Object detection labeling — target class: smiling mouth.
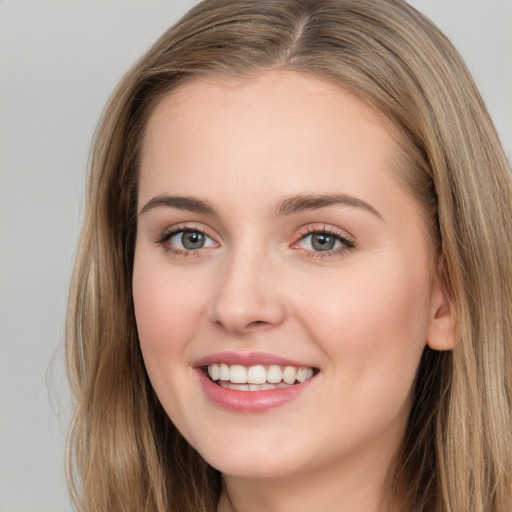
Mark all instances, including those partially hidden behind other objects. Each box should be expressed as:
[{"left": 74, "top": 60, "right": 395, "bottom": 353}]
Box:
[{"left": 205, "top": 363, "right": 317, "bottom": 391}]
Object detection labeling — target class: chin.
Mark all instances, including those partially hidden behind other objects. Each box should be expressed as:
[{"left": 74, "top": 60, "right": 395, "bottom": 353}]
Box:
[{"left": 193, "top": 437, "right": 306, "bottom": 479}]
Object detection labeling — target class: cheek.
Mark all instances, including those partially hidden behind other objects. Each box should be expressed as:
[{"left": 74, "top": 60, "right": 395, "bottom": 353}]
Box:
[
  {"left": 298, "top": 255, "right": 431, "bottom": 384},
  {"left": 132, "top": 253, "right": 210, "bottom": 431},
  {"left": 293, "top": 261, "right": 431, "bottom": 448},
  {"left": 132, "top": 254, "right": 201, "bottom": 368}
]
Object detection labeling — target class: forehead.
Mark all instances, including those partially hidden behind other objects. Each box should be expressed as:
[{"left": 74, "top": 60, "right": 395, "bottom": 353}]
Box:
[
  {"left": 139, "top": 70, "right": 403, "bottom": 199},
  {"left": 143, "top": 71, "right": 387, "bottom": 141}
]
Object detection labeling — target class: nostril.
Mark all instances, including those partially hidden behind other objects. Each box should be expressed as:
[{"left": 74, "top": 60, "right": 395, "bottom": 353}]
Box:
[{"left": 246, "top": 320, "right": 272, "bottom": 331}]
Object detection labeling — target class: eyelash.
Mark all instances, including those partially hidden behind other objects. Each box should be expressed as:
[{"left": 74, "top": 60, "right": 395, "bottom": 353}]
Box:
[
  {"left": 155, "top": 224, "right": 355, "bottom": 259},
  {"left": 294, "top": 225, "right": 355, "bottom": 259},
  {"left": 155, "top": 224, "right": 217, "bottom": 258}
]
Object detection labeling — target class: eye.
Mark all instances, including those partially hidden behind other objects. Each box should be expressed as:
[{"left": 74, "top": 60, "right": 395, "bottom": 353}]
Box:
[
  {"left": 294, "top": 226, "right": 355, "bottom": 256},
  {"left": 157, "top": 227, "right": 219, "bottom": 256},
  {"left": 303, "top": 232, "right": 341, "bottom": 252},
  {"left": 169, "top": 230, "right": 216, "bottom": 250}
]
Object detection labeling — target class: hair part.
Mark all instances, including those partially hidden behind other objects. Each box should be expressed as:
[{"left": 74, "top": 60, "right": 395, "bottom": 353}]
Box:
[{"left": 66, "top": 1, "right": 512, "bottom": 511}]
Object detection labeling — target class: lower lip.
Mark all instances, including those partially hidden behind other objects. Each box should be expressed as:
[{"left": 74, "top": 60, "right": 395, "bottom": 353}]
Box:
[{"left": 197, "top": 370, "right": 316, "bottom": 413}]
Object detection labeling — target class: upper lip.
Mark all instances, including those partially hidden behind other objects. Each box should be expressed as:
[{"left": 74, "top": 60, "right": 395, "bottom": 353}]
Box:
[{"left": 194, "top": 351, "right": 315, "bottom": 369}]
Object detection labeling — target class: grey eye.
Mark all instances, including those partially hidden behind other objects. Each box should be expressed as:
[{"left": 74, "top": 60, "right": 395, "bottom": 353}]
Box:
[
  {"left": 309, "top": 233, "right": 338, "bottom": 251},
  {"left": 182, "top": 231, "right": 205, "bottom": 249},
  {"left": 169, "top": 230, "right": 216, "bottom": 250}
]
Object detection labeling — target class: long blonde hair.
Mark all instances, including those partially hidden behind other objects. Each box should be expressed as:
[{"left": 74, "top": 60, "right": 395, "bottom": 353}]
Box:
[{"left": 66, "top": 1, "right": 512, "bottom": 510}]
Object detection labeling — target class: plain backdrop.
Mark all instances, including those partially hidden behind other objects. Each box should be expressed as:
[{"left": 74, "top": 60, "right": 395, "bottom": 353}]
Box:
[{"left": 0, "top": 1, "right": 510, "bottom": 511}]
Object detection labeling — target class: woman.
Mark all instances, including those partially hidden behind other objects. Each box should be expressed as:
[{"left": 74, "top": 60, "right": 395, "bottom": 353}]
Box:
[{"left": 66, "top": 0, "right": 512, "bottom": 511}]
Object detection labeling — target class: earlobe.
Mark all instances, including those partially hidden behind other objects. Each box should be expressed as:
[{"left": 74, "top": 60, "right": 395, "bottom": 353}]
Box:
[{"left": 426, "top": 265, "right": 458, "bottom": 351}]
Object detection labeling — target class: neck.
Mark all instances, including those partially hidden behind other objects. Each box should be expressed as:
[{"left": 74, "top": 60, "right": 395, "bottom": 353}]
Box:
[{"left": 217, "top": 442, "right": 401, "bottom": 512}]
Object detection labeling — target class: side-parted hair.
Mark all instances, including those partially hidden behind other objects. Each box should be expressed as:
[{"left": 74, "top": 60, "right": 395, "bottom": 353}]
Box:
[{"left": 66, "top": 1, "right": 512, "bottom": 511}]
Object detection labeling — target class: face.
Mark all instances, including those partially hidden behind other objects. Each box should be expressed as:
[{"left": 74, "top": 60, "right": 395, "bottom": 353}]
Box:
[{"left": 133, "top": 71, "right": 445, "bottom": 485}]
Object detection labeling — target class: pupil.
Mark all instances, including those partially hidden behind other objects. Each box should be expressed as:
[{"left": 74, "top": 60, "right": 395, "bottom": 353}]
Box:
[
  {"left": 182, "top": 231, "right": 204, "bottom": 250},
  {"left": 312, "top": 233, "right": 335, "bottom": 251}
]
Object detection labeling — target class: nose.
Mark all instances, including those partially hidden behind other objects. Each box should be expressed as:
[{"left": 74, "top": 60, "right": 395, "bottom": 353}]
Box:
[{"left": 207, "top": 249, "right": 287, "bottom": 335}]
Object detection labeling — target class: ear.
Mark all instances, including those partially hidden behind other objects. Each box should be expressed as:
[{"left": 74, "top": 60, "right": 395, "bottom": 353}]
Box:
[{"left": 426, "top": 261, "right": 457, "bottom": 351}]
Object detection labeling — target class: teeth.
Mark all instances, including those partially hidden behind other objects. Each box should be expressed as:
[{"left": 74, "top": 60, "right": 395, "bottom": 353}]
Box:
[
  {"left": 218, "top": 381, "right": 300, "bottom": 391},
  {"left": 247, "top": 365, "right": 267, "bottom": 384},
  {"left": 209, "top": 363, "right": 220, "bottom": 381},
  {"left": 267, "top": 365, "right": 282, "bottom": 383},
  {"left": 282, "top": 366, "right": 296, "bottom": 384},
  {"left": 207, "top": 363, "right": 315, "bottom": 388},
  {"left": 296, "top": 367, "right": 313, "bottom": 382},
  {"left": 230, "top": 364, "right": 247, "bottom": 384},
  {"left": 219, "top": 363, "right": 230, "bottom": 381}
]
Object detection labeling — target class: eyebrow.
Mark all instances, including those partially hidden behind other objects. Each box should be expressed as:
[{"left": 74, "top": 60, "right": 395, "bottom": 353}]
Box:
[
  {"left": 139, "top": 194, "right": 216, "bottom": 216},
  {"left": 139, "top": 192, "right": 381, "bottom": 219},
  {"left": 274, "top": 193, "right": 382, "bottom": 219}
]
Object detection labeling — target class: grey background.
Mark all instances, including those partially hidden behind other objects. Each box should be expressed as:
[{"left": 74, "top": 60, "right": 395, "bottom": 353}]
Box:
[{"left": 0, "top": 1, "right": 510, "bottom": 511}]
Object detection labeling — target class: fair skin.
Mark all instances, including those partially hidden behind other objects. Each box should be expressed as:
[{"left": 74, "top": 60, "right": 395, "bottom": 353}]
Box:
[{"left": 133, "top": 70, "right": 455, "bottom": 512}]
